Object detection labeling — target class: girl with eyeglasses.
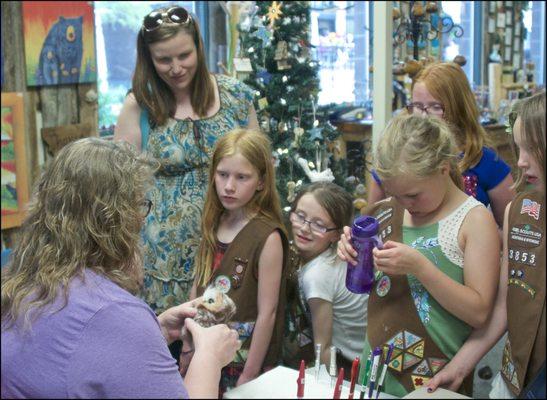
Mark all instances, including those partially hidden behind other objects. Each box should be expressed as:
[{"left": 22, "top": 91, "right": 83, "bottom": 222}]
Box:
[
  {"left": 368, "top": 62, "right": 515, "bottom": 230},
  {"left": 114, "top": 6, "right": 259, "bottom": 327},
  {"left": 284, "top": 182, "right": 368, "bottom": 375}
]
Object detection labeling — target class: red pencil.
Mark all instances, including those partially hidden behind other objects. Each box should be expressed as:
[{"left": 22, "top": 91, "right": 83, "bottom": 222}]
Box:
[
  {"left": 333, "top": 367, "right": 344, "bottom": 399},
  {"left": 297, "top": 359, "right": 305, "bottom": 399},
  {"left": 348, "top": 357, "right": 360, "bottom": 399}
]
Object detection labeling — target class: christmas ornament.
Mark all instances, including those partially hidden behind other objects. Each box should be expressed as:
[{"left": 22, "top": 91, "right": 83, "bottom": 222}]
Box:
[
  {"left": 308, "top": 127, "right": 323, "bottom": 141},
  {"left": 257, "top": 69, "right": 272, "bottom": 85},
  {"left": 254, "top": 26, "right": 273, "bottom": 47},
  {"left": 274, "top": 41, "right": 291, "bottom": 70},
  {"left": 258, "top": 97, "right": 269, "bottom": 110},
  {"left": 296, "top": 156, "right": 335, "bottom": 183},
  {"left": 267, "top": 1, "right": 283, "bottom": 28},
  {"left": 287, "top": 181, "right": 297, "bottom": 203}
]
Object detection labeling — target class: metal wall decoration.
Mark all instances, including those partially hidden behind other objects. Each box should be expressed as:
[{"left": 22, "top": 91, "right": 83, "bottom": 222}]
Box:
[{"left": 393, "top": 1, "right": 463, "bottom": 61}]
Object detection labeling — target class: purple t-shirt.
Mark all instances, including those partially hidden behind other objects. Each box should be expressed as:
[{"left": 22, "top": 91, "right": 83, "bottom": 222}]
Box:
[{"left": 1, "top": 269, "right": 188, "bottom": 399}]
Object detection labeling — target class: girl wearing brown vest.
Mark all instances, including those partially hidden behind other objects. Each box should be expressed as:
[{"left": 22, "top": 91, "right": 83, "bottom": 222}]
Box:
[
  {"left": 428, "top": 91, "right": 545, "bottom": 398},
  {"left": 337, "top": 115, "right": 501, "bottom": 397},
  {"left": 181, "top": 129, "right": 288, "bottom": 395}
]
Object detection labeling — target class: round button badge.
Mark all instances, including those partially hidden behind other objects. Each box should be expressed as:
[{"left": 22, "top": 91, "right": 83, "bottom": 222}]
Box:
[{"left": 214, "top": 275, "right": 231, "bottom": 293}]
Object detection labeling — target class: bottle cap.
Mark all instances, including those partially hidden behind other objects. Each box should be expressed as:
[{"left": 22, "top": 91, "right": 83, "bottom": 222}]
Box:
[{"left": 351, "top": 215, "right": 379, "bottom": 238}]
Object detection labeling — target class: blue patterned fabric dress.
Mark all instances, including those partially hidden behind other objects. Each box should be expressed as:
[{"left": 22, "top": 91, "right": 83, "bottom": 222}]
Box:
[{"left": 141, "top": 75, "right": 254, "bottom": 313}]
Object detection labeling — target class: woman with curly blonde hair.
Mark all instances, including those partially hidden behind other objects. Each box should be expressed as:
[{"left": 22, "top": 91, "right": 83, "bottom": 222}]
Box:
[{"left": 1, "top": 138, "right": 240, "bottom": 399}]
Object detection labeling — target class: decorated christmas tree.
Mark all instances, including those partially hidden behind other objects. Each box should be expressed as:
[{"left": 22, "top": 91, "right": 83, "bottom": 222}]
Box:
[{"left": 235, "top": 1, "right": 347, "bottom": 210}]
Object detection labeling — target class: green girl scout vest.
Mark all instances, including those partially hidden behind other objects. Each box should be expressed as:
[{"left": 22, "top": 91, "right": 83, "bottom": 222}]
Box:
[
  {"left": 361, "top": 198, "right": 473, "bottom": 396},
  {"left": 502, "top": 191, "right": 546, "bottom": 396}
]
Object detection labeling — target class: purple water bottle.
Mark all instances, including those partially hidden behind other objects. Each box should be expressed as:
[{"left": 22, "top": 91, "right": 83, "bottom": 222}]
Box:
[{"left": 345, "top": 215, "right": 382, "bottom": 294}]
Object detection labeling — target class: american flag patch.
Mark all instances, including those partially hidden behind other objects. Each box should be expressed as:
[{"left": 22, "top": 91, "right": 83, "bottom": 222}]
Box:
[{"left": 520, "top": 199, "right": 541, "bottom": 220}]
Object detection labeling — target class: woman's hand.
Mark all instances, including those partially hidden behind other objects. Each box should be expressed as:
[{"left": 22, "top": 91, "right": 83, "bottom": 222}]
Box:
[
  {"left": 373, "top": 240, "right": 430, "bottom": 276},
  {"left": 157, "top": 299, "right": 199, "bottom": 345},
  {"left": 185, "top": 318, "right": 241, "bottom": 369},
  {"left": 337, "top": 226, "right": 357, "bottom": 265}
]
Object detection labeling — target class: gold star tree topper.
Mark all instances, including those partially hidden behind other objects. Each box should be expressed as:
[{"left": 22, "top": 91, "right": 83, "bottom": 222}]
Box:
[{"left": 267, "top": 1, "right": 283, "bottom": 28}]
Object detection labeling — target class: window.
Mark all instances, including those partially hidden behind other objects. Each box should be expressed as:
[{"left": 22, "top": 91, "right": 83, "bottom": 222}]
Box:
[
  {"left": 310, "top": 1, "right": 371, "bottom": 105},
  {"left": 523, "top": 1, "right": 545, "bottom": 86},
  {"left": 94, "top": 1, "right": 199, "bottom": 136},
  {"left": 440, "top": 1, "right": 475, "bottom": 82}
]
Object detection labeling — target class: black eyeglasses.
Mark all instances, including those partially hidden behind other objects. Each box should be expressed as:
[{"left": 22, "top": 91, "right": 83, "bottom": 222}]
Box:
[
  {"left": 289, "top": 211, "right": 339, "bottom": 235},
  {"left": 406, "top": 102, "right": 444, "bottom": 116},
  {"left": 142, "top": 7, "right": 192, "bottom": 32},
  {"left": 140, "top": 199, "right": 153, "bottom": 217}
]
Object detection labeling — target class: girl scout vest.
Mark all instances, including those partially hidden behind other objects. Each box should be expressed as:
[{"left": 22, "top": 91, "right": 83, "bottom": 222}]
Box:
[
  {"left": 362, "top": 197, "right": 473, "bottom": 395},
  {"left": 502, "top": 191, "right": 546, "bottom": 396},
  {"left": 196, "top": 216, "right": 289, "bottom": 368}
]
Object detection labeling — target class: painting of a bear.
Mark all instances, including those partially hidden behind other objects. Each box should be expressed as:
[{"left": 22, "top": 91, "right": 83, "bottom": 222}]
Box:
[
  {"left": 36, "top": 16, "right": 83, "bottom": 85},
  {"left": 22, "top": 2, "right": 96, "bottom": 87}
]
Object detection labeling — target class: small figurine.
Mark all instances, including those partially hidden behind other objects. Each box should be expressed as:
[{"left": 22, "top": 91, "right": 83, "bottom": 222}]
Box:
[{"left": 181, "top": 284, "right": 237, "bottom": 351}]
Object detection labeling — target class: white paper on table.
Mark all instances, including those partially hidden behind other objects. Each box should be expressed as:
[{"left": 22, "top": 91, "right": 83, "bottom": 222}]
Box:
[
  {"left": 402, "top": 387, "right": 470, "bottom": 399},
  {"left": 223, "top": 365, "right": 399, "bottom": 399}
]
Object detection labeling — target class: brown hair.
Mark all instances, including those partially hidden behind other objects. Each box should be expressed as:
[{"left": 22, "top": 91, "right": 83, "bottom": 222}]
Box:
[
  {"left": 1, "top": 138, "right": 157, "bottom": 330},
  {"left": 375, "top": 114, "right": 464, "bottom": 191},
  {"left": 132, "top": 7, "right": 214, "bottom": 126},
  {"left": 413, "top": 62, "right": 491, "bottom": 172},
  {"left": 291, "top": 182, "right": 354, "bottom": 231},
  {"left": 194, "top": 129, "right": 285, "bottom": 287},
  {"left": 510, "top": 90, "right": 546, "bottom": 190}
]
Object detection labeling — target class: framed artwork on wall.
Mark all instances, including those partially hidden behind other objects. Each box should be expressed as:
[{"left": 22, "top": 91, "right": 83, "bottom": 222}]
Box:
[
  {"left": 22, "top": 1, "right": 97, "bottom": 87},
  {"left": 1, "top": 92, "right": 30, "bottom": 229}
]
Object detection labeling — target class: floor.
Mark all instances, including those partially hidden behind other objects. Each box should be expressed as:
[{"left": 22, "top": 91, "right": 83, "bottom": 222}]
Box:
[{"left": 472, "top": 333, "right": 506, "bottom": 399}]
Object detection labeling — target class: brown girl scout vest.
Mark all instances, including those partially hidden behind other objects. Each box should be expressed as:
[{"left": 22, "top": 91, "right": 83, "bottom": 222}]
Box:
[
  {"left": 196, "top": 216, "right": 289, "bottom": 368},
  {"left": 502, "top": 191, "right": 546, "bottom": 396},
  {"left": 362, "top": 197, "right": 473, "bottom": 395}
]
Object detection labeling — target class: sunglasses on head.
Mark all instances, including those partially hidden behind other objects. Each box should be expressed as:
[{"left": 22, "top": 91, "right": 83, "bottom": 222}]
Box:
[{"left": 142, "top": 6, "right": 191, "bottom": 32}]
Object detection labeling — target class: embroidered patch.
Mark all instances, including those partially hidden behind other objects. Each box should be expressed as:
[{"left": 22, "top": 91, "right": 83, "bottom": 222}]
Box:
[
  {"left": 403, "top": 353, "right": 421, "bottom": 369},
  {"left": 404, "top": 331, "right": 422, "bottom": 349},
  {"left": 387, "top": 331, "right": 405, "bottom": 349},
  {"left": 508, "top": 248, "right": 538, "bottom": 266},
  {"left": 215, "top": 275, "right": 231, "bottom": 293},
  {"left": 510, "top": 224, "right": 543, "bottom": 249},
  {"left": 428, "top": 357, "right": 447, "bottom": 374},
  {"left": 407, "top": 340, "right": 425, "bottom": 358},
  {"left": 411, "top": 375, "right": 431, "bottom": 389},
  {"left": 501, "top": 340, "right": 520, "bottom": 390},
  {"left": 229, "top": 321, "right": 256, "bottom": 339},
  {"left": 412, "top": 359, "right": 431, "bottom": 376},
  {"left": 386, "top": 330, "right": 430, "bottom": 373},
  {"left": 376, "top": 275, "right": 391, "bottom": 297},
  {"left": 508, "top": 278, "right": 536, "bottom": 298},
  {"left": 389, "top": 353, "right": 404, "bottom": 372},
  {"left": 520, "top": 198, "right": 541, "bottom": 220}
]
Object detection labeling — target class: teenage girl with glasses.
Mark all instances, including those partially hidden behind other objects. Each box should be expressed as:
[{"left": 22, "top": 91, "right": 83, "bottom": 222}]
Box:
[
  {"left": 114, "top": 6, "right": 260, "bottom": 328},
  {"left": 284, "top": 182, "right": 368, "bottom": 375},
  {"left": 368, "top": 62, "right": 515, "bottom": 230}
]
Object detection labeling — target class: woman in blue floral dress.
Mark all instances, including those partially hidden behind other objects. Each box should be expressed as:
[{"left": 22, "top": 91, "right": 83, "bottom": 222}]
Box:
[{"left": 115, "top": 6, "right": 259, "bottom": 314}]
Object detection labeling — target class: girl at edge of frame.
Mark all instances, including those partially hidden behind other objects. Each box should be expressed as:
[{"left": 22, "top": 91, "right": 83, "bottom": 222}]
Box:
[{"left": 427, "top": 90, "right": 546, "bottom": 399}]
